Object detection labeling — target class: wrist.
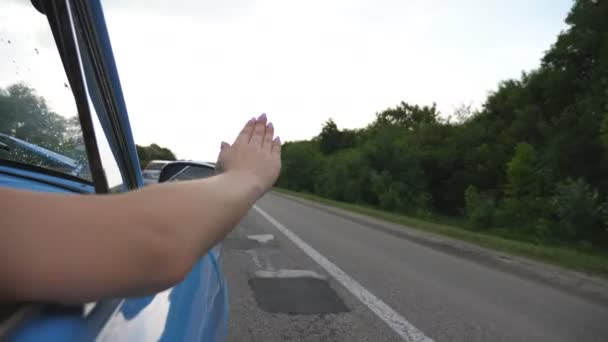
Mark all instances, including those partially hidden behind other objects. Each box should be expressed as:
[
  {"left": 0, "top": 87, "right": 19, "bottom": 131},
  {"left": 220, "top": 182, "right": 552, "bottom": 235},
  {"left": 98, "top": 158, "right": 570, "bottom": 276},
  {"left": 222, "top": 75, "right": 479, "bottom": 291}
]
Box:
[{"left": 223, "top": 170, "right": 265, "bottom": 200}]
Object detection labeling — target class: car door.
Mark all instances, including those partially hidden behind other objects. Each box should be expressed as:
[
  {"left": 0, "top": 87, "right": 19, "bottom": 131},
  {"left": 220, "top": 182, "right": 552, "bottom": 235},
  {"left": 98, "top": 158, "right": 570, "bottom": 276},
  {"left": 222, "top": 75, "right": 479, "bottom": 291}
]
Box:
[{"left": 2, "top": 0, "right": 227, "bottom": 340}]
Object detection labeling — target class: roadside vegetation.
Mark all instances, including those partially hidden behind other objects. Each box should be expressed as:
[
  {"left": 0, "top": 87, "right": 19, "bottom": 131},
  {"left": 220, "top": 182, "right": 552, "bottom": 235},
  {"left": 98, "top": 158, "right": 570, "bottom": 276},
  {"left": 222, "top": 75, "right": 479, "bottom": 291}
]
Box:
[
  {"left": 276, "top": 0, "right": 608, "bottom": 273},
  {"left": 136, "top": 144, "right": 176, "bottom": 169}
]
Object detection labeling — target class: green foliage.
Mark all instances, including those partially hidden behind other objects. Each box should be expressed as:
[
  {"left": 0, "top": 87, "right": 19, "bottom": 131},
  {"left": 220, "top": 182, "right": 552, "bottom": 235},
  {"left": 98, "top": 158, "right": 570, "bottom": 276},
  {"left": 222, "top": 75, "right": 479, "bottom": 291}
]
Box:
[
  {"left": 316, "top": 119, "right": 356, "bottom": 154},
  {"left": 277, "top": 141, "right": 323, "bottom": 192},
  {"left": 136, "top": 143, "right": 176, "bottom": 169},
  {"left": 373, "top": 101, "right": 439, "bottom": 129},
  {"left": 552, "top": 178, "right": 603, "bottom": 242},
  {"left": 1, "top": 84, "right": 75, "bottom": 152},
  {"left": 315, "top": 148, "right": 370, "bottom": 202},
  {"left": 602, "top": 113, "right": 608, "bottom": 151},
  {"left": 464, "top": 186, "right": 495, "bottom": 230},
  {"left": 506, "top": 143, "right": 540, "bottom": 197},
  {"left": 0, "top": 83, "right": 88, "bottom": 173},
  {"left": 278, "top": 0, "right": 608, "bottom": 249}
]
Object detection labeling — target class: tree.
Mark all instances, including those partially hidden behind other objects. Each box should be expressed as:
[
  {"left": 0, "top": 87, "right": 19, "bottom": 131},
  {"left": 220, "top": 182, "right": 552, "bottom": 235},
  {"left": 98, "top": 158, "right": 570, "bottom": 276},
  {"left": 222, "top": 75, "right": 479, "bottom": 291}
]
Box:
[
  {"left": 373, "top": 101, "right": 439, "bottom": 130},
  {"left": 0, "top": 83, "right": 71, "bottom": 151},
  {"left": 276, "top": 141, "right": 323, "bottom": 192},
  {"left": 505, "top": 143, "right": 541, "bottom": 198},
  {"left": 0, "top": 83, "right": 87, "bottom": 168},
  {"left": 136, "top": 144, "right": 177, "bottom": 169},
  {"left": 317, "top": 119, "right": 355, "bottom": 154}
]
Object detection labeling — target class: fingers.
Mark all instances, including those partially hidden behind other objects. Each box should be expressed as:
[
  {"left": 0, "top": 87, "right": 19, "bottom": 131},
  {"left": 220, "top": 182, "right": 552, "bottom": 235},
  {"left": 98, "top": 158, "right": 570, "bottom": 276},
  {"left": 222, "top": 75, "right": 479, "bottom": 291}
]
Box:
[
  {"left": 234, "top": 118, "right": 256, "bottom": 145},
  {"left": 251, "top": 113, "right": 267, "bottom": 146},
  {"left": 217, "top": 141, "right": 230, "bottom": 160},
  {"left": 216, "top": 142, "right": 231, "bottom": 173},
  {"left": 272, "top": 137, "right": 281, "bottom": 154},
  {"left": 217, "top": 141, "right": 229, "bottom": 159},
  {"left": 264, "top": 123, "right": 274, "bottom": 147},
  {"left": 233, "top": 113, "right": 276, "bottom": 148}
]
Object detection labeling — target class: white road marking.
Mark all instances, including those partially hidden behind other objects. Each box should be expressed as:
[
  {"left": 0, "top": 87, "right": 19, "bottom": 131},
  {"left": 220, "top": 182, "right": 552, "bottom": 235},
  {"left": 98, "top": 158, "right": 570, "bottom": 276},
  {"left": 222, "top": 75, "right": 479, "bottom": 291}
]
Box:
[
  {"left": 254, "top": 205, "right": 434, "bottom": 342},
  {"left": 246, "top": 250, "right": 263, "bottom": 269},
  {"left": 255, "top": 269, "right": 326, "bottom": 280},
  {"left": 247, "top": 234, "right": 275, "bottom": 243}
]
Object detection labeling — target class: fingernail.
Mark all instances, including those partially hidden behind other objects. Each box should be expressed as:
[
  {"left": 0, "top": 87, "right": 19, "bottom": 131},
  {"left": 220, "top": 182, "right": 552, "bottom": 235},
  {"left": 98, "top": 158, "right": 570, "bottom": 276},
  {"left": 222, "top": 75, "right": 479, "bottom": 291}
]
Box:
[
  {"left": 276, "top": 136, "right": 281, "bottom": 144},
  {"left": 221, "top": 141, "right": 229, "bottom": 149},
  {"left": 249, "top": 117, "right": 256, "bottom": 123},
  {"left": 267, "top": 122, "right": 273, "bottom": 129},
  {"left": 258, "top": 113, "right": 267, "bottom": 120}
]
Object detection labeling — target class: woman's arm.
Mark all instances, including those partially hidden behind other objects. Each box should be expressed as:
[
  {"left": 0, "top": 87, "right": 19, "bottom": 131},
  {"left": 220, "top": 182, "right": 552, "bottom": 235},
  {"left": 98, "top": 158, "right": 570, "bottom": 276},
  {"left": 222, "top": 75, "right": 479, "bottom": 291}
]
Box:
[{"left": 0, "top": 114, "right": 280, "bottom": 303}]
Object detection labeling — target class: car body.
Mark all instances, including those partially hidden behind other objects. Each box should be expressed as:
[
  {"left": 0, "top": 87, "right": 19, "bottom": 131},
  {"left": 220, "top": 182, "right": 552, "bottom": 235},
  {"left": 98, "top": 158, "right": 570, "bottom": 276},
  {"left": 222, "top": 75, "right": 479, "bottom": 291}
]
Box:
[
  {"left": 0, "top": 0, "right": 227, "bottom": 341},
  {"left": 142, "top": 160, "right": 172, "bottom": 185}
]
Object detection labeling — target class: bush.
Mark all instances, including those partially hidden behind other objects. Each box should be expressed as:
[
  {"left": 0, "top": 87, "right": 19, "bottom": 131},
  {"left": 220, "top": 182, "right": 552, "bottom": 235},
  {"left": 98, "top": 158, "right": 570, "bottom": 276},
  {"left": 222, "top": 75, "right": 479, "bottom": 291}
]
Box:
[
  {"left": 551, "top": 178, "right": 603, "bottom": 242},
  {"left": 464, "top": 185, "right": 495, "bottom": 229}
]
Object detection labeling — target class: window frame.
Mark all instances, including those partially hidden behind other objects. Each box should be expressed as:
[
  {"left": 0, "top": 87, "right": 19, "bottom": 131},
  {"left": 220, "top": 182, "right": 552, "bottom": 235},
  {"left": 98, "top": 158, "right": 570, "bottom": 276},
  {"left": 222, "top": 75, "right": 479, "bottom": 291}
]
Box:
[
  {"left": 1, "top": 0, "right": 143, "bottom": 338},
  {"left": 69, "top": 0, "right": 144, "bottom": 191}
]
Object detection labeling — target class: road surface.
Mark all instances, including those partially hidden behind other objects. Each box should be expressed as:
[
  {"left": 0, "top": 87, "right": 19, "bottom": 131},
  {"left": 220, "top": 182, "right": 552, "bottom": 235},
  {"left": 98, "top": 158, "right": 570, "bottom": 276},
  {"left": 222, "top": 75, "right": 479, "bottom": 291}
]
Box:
[{"left": 222, "top": 192, "right": 608, "bottom": 342}]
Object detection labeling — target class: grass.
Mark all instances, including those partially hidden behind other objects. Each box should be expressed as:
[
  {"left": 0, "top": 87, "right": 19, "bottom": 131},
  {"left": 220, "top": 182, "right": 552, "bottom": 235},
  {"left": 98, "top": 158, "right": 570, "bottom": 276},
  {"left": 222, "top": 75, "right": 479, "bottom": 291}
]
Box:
[{"left": 273, "top": 187, "right": 608, "bottom": 278}]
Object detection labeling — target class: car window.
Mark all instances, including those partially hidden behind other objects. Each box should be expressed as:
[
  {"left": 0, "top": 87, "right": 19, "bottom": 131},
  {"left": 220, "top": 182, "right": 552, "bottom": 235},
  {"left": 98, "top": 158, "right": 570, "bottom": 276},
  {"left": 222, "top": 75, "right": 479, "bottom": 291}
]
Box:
[{"left": 0, "top": 1, "right": 91, "bottom": 181}]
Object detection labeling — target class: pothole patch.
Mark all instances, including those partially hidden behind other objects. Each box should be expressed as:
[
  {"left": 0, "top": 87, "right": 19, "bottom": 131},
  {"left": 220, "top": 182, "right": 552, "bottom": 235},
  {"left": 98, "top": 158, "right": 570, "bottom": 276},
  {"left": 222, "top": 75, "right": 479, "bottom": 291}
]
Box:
[{"left": 249, "top": 269, "right": 349, "bottom": 314}]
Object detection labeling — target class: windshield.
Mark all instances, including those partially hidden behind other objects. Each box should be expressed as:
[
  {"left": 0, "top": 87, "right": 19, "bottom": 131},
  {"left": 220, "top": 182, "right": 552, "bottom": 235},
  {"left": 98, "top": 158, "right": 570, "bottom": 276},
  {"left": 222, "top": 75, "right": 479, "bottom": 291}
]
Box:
[{"left": 0, "top": 1, "right": 91, "bottom": 181}]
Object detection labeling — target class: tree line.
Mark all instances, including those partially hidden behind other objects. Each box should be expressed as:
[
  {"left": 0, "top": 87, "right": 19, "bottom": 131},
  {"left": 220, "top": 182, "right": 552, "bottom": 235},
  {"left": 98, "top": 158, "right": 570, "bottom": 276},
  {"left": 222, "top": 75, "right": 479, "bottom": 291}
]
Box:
[{"left": 277, "top": 0, "right": 608, "bottom": 249}]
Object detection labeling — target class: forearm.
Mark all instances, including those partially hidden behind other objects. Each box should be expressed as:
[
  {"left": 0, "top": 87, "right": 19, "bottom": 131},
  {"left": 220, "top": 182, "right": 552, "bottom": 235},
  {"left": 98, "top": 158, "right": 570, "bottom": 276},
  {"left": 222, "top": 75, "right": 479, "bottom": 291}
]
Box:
[
  {"left": 131, "top": 170, "right": 262, "bottom": 265},
  {"left": 0, "top": 172, "right": 261, "bottom": 303}
]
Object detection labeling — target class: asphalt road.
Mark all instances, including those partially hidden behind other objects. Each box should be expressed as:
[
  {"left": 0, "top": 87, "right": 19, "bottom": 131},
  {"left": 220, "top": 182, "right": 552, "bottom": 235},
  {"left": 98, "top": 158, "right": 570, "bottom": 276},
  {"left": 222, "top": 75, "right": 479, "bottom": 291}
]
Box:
[{"left": 223, "top": 192, "right": 608, "bottom": 342}]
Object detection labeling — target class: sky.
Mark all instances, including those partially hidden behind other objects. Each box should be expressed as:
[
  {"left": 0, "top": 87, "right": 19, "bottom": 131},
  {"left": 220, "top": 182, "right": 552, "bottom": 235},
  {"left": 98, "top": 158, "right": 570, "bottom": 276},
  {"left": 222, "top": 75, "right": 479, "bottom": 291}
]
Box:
[{"left": 1, "top": 0, "right": 573, "bottom": 165}]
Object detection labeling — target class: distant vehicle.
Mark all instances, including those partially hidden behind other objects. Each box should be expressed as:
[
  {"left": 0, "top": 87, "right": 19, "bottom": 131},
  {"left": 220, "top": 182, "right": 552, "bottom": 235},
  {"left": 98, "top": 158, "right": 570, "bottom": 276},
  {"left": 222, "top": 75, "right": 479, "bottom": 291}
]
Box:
[
  {"left": 0, "top": 0, "right": 227, "bottom": 340},
  {"left": 142, "top": 160, "right": 172, "bottom": 185}
]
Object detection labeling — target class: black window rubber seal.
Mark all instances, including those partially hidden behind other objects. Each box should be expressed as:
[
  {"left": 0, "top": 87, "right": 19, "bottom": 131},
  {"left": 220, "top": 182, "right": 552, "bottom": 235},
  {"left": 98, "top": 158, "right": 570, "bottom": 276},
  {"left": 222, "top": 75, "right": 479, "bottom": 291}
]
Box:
[{"left": 44, "top": 0, "right": 109, "bottom": 194}]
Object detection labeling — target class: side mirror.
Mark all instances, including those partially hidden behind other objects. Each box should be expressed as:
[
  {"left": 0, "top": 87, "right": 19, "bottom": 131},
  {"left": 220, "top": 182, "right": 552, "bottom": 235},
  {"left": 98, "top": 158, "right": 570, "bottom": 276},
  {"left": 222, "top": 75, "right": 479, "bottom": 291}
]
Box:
[{"left": 158, "top": 161, "right": 216, "bottom": 183}]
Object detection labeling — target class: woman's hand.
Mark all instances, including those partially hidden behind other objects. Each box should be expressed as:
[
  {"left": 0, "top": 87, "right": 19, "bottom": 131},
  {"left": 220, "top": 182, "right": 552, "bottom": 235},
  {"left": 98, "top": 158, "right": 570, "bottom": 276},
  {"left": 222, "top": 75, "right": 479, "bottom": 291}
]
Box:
[{"left": 217, "top": 113, "right": 281, "bottom": 197}]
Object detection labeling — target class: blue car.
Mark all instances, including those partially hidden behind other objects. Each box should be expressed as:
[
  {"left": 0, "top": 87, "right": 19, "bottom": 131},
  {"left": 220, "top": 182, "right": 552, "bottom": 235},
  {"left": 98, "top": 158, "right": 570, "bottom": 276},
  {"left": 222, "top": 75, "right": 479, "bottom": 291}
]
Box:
[{"left": 0, "top": 0, "right": 227, "bottom": 341}]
